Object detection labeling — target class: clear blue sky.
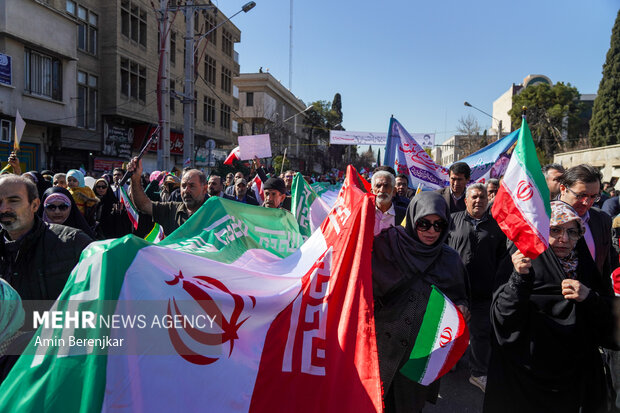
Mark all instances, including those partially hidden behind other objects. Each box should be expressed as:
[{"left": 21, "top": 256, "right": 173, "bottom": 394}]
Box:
[{"left": 218, "top": 0, "right": 618, "bottom": 145}]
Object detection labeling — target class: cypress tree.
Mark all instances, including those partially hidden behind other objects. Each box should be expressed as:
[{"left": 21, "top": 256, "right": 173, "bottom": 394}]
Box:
[{"left": 590, "top": 10, "right": 620, "bottom": 146}]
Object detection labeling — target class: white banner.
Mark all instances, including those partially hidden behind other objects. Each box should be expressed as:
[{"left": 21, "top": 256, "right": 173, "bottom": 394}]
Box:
[
  {"left": 412, "top": 133, "right": 435, "bottom": 149},
  {"left": 238, "top": 134, "right": 272, "bottom": 160},
  {"left": 329, "top": 131, "right": 387, "bottom": 145}
]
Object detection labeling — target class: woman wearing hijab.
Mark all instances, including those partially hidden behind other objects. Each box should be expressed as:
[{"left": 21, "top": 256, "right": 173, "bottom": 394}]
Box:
[
  {"left": 0, "top": 278, "right": 28, "bottom": 384},
  {"left": 483, "top": 201, "right": 615, "bottom": 413},
  {"left": 372, "top": 191, "right": 469, "bottom": 412},
  {"left": 91, "top": 177, "right": 132, "bottom": 239},
  {"left": 22, "top": 171, "right": 52, "bottom": 200},
  {"left": 40, "top": 187, "right": 98, "bottom": 239}
]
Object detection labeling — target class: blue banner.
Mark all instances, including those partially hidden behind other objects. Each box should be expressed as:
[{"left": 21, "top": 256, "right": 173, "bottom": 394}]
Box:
[{"left": 0, "top": 53, "right": 11, "bottom": 86}]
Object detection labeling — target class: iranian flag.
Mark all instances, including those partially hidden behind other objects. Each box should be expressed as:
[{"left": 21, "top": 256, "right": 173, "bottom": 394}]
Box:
[
  {"left": 250, "top": 174, "right": 264, "bottom": 204},
  {"left": 291, "top": 172, "right": 331, "bottom": 240},
  {"left": 491, "top": 116, "right": 550, "bottom": 259},
  {"left": 399, "top": 286, "right": 469, "bottom": 385},
  {"left": 0, "top": 167, "right": 382, "bottom": 412},
  {"left": 119, "top": 186, "right": 139, "bottom": 229},
  {"left": 144, "top": 222, "right": 165, "bottom": 243},
  {"left": 224, "top": 146, "right": 241, "bottom": 165}
]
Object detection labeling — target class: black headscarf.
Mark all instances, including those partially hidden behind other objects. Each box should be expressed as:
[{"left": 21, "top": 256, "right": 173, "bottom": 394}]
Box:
[
  {"left": 39, "top": 186, "right": 97, "bottom": 239},
  {"left": 24, "top": 171, "right": 52, "bottom": 200}
]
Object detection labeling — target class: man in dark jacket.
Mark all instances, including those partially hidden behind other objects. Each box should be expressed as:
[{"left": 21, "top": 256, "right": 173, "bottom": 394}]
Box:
[
  {"left": 448, "top": 183, "right": 508, "bottom": 393},
  {"left": 0, "top": 175, "right": 93, "bottom": 302},
  {"left": 223, "top": 178, "right": 259, "bottom": 205},
  {"left": 437, "top": 162, "right": 470, "bottom": 214}
]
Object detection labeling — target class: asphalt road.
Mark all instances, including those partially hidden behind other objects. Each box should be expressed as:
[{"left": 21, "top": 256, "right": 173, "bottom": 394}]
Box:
[{"left": 425, "top": 355, "right": 485, "bottom": 413}]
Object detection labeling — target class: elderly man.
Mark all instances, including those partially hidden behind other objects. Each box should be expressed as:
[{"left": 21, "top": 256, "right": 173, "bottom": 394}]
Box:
[
  {"left": 127, "top": 157, "right": 209, "bottom": 236},
  {"left": 448, "top": 183, "right": 508, "bottom": 392},
  {"left": 372, "top": 170, "right": 406, "bottom": 235},
  {"left": 542, "top": 163, "right": 565, "bottom": 201},
  {"left": 437, "top": 162, "right": 470, "bottom": 214},
  {"left": 207, "top": 175, "right": 224, "bottom": 198},
  {"left": 0, "top": 175, "right": 92, "bottom": 301},
  {"left": 224, "top": 178, "right": 259, "bottom": 206},
  {"left": 262, "top": 177, "right": 289, "bottom": 209}
]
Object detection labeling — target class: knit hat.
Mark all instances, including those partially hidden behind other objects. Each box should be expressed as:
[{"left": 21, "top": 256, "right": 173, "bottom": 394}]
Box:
[{"left": 263, "top": 177, "right": 286, "bottom": 194}]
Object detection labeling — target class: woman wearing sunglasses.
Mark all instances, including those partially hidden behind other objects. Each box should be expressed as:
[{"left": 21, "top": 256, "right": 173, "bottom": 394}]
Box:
[
  {"left": 484, "top": 201, "right": 615, "bottom": 413},
  {"left": 373, "top": 191, "right": 469, "bottom": 412},
  {"left": 39, "top": 187, "right": 97, "bottom": 239}
]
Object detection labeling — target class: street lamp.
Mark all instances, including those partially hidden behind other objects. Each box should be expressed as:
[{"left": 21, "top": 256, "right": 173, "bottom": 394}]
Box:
[
  {"left": 464, "top": 101, "right": 503, "bottom": 141},
  {"left": 194, "top": 2, "right": 256, "bottom": 53}
]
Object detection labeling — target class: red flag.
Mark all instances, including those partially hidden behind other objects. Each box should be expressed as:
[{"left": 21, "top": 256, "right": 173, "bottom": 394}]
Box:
[
  {"left": 223, "top": 146, "right": 240, "bottom": 165},
  {"left": 250, "top": 165, "right": 382, "bottom": 412},
  {"left": 250, "top": 174, "right": 264, "bottom": 204}
]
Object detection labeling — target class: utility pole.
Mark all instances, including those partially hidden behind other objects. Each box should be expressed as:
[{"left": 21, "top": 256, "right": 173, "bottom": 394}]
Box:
[
  {"left": 158, "top": 0, "right": 171, "bottom": 171},
  {"left": 183, "top": 2, "right": 195, "bottom": 168}
]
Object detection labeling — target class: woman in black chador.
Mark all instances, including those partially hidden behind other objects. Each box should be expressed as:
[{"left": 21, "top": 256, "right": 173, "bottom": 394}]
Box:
[{"left": 484, "top": 201, "right": 616, "bottom": 413}]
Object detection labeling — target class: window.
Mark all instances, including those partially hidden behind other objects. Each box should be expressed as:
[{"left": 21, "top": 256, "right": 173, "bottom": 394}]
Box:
[
  {"left": 77, "top": 6, "right": 97, "bottom": 55},
  {"left": 170, "top": 32, "right": 176, "bottom": 65},
  {"left": 121, "top": 1, "right": 147, "bottom": 47},
  {"left": 24, "top": 49, "right": 62, "bottom": 100},
  {"left": 222, "top": 29, "right": 233, "bottom": 57},
  {"left": 246, "top": 92, "right": 254, "bottom": 107},
  {"left": 169, "top": 80, "right": 175, "bottom": 113},
  {"left": 66, "top": 0, "right": 76, "bottom": 14},
  {"left": 77, "top": 71, "right": 97, "bottom": 129},
  {"left": 205, "top": 13, "right": 216, "bottom": 45},
  {"left": 120, "top": 57, "right": 146, "bottom": 103},
  {"left": 220, "top": 103, "right": 230, "bottom": 130},
  {"left": 0, "top": 120, "right": 12, "bottom": 143},
  {"left": 205, "top": 56, "right": 216, "bottom": 85},
  {"left": 221, "top": 66, "right": 231, "bottom": 94},
  {"left": 204, "top": 97, "right": 215, "bottom": 125}
]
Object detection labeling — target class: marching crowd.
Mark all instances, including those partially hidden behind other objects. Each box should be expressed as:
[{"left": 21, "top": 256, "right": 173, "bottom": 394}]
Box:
[{"left": 0, "top": 150, "right": 618, "bottom": 413}]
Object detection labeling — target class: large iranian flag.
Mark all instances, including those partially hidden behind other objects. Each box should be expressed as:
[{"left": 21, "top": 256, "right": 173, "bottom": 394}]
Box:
[
  {"left": 291, "top": 173, "right": 332, "bottom": 240},
  {"left": 491, "top": 117, "right": 551, "bottom": 259},
  {"left": 0, "top": 168, "right": 381, "bottom": 412}
]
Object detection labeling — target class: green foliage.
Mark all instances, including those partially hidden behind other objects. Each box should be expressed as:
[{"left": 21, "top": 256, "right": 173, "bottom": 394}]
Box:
[
  {"left": 590, "top": 10, "right": 620, "bottom": 146},
  {"left": 509, "top": 82, "right": 586, "bottom": 157},
  {"left": 272, "top": 155, "right": 290, "bottom": 174}
]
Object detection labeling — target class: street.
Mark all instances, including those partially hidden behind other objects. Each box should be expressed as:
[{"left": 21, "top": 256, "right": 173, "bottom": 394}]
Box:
[{"left": 426, "top": 355, "right": 485, "bottom": 413}]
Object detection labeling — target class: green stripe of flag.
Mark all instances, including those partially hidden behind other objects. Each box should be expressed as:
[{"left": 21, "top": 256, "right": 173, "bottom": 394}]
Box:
[
  {"left": 513, "top": 117, "right": 551, "bottom": 217},
  {"left": 400, "top": 286, "right": 446, "bottom": 381}
]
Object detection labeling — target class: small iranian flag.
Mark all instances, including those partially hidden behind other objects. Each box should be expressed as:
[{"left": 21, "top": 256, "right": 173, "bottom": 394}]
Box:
[
  {"left": 119, "top": 186, "right": 139, "bottom": 229},
  {"left": 491, "top": 116, "right": 550, "bottom": 259},
  {"left": 223, "top": 146, "right": 241, "bottom": 165},
  {"left": 250, "top": 174, "right": 264, "bottom": 204},
  {"left": 144, "top": 222, "right": 165, "bottom": 243},
  {"left": 291, "top": 172, "right": 331, "bottom": 239},
  {"left": 400, "top": 285, "right": 469, "bottom": 385}
]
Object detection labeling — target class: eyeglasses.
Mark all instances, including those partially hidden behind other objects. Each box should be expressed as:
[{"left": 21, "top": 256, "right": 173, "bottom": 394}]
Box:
[
  {"left": 95, "top": 185, "right": 108, "bottom": 189},
  {"left": 45, "top": 204, "right": 69, "bottom": 211},
  {"left": 565, "top": 187, "right": 600, "bottom": 203},
  {"left": 415, "top": 218, "right": 447, "bottom": 232},
  {"left": 550, "top": 226, "right": 582, "bottom": 241}
]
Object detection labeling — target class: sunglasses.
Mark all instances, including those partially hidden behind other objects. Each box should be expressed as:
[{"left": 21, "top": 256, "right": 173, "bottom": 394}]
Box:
[
  {"left": 95, "top": 185, "right": 108, "bottom": 189},
  {"left": 415, "top": 218, "right": 447, "bottom": 232},
  {"left": 45, "top": 204, "right": 70, "bottom": 211}
]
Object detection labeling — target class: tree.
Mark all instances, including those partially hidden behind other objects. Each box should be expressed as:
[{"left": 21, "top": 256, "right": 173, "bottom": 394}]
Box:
[
  {"left": 509, "top": 82, "right": 586, "bottom": 160},
  {"left": 456, "top": 114, "right": 481, "bottom": 157},
  {"left": 590, "top": 10, "right": 620, "bottom": 147},
  {"left": 302, "top": 95, "right": 346, "bottom": 171}
]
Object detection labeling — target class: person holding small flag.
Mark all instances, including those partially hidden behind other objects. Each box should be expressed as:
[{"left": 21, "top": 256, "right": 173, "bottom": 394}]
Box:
[{"left": 484, "top": 201, "right": 615, "bottom": 412}]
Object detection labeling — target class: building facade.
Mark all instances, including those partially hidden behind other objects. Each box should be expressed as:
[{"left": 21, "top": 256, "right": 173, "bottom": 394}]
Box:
[
  {"left": 0, "top": 0, "right": 241, "bottom": 173},
  {"left": 234, "top": 72, "right": 315, "bottom": 172},
  {"left": 554, "top": 144, "right": 620, "bottom": 188}
]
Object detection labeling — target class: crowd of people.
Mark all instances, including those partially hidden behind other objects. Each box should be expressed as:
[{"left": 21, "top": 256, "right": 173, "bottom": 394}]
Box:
[{"left": 0, "top": 150, "right": 618, "bottom": 412}]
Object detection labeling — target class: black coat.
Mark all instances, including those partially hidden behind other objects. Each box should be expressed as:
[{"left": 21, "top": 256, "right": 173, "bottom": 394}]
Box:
[
  {"left": 448, "top": 211, "right": 509, "bottom": 300},
  {"left": 484, "top": 242, "right": 615, "bottom": 413},
  {"left": 0, "top": 216, "right": 92, "bottom": 302},
  {"left": 436, "top": 187, "right": 466, "bottom": 214},
  {"left": 584, "top": 207, "right": 616, "bottom": 281}
]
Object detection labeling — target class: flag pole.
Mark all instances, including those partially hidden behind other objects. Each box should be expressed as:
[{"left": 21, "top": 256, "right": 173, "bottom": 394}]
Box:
[{"left": 280, "top": 147, "right": 287, "bottom": 176}]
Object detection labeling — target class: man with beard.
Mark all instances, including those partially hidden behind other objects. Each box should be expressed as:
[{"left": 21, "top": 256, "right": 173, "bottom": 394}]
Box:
[
  {"left": 372, "top": 171, "right": 406, "bottom": 236},
  {"left": 0, "top": 175, "right": 92, "bottom": 301},
  {"left": 261, "top": 177, "right": 289, "bottom": 209},
  {"left": 225, "top": 172, "right": 244, "bottom": 196},
  {"left": 224, "top": 178, "right": 259, "bottom": 205},
  {"left": 207, "top": 175, "right": 224, "bottom": 198},
  {"left": 127, "top": 157, "right": 208, "bottom": 236}
]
